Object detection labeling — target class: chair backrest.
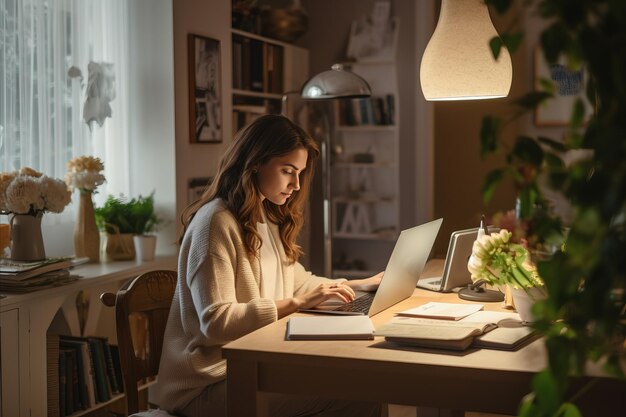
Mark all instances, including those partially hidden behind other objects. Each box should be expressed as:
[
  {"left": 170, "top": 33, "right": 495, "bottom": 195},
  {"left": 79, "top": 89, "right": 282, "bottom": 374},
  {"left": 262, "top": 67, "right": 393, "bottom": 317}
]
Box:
[{"left": 100, "top": 269, "right": 177, "bottom": 415}]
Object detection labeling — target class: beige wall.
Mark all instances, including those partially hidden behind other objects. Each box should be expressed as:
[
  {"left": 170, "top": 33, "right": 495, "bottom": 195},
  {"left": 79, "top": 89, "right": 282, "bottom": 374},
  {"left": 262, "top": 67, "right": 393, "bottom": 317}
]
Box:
[
  {"left": 172, "top": 0, "right": 233, "bottom": 233},
  {"left": 431, "top": 6, "right": 523, "bottom": 256}
]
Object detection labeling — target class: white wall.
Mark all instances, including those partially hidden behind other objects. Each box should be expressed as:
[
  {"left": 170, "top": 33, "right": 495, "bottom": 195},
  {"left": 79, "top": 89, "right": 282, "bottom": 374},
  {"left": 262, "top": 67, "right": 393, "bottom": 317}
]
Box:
[
  {"left": 172, "top": 0, "right": 232, "bottom": 227},
  {"left": 128, "top": 0, "right": 177, "bottom": 256}
]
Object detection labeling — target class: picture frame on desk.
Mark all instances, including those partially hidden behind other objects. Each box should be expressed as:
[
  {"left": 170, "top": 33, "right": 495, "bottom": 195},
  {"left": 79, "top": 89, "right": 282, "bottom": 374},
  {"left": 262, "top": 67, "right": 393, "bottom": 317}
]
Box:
[
  {"left": 188, "top": 34, "right": 222, "bottom": 143},
  {"left": 534, "top": 46, "right": 593, "bottom": 127}
]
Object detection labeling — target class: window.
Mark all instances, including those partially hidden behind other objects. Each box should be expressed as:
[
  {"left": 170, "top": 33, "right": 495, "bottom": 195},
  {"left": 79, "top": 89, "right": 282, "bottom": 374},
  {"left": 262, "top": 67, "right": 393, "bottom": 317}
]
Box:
[{"left": 0, "top": 0, "right": 131, "bottom": 222}]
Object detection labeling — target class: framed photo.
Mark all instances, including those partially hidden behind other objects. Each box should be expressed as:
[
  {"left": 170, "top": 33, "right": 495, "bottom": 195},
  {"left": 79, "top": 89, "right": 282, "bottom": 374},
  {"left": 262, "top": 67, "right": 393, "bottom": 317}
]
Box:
[
  {"left": 534, "top": 47, "right": 593, "bottom": 127},
  {"left": 188, "top": 34, "right": 222, "bottom": 143}
]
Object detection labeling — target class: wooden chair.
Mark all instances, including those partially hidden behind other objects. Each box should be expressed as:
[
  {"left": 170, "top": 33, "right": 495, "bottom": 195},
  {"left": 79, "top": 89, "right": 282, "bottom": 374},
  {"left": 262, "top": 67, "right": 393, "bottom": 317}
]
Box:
[{"left": 100, "top": 269, "right": 177, "bottom": 416}]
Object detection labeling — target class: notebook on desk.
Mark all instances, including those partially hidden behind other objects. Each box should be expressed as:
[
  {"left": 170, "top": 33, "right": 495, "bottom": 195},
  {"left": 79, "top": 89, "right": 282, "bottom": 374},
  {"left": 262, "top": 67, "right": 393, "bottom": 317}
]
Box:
[
  {"left": 416, "top": 227, "right": 499, "bottom": 292},
  {"left": 299, "top": 218, "right": 442, "bottom": 317}
]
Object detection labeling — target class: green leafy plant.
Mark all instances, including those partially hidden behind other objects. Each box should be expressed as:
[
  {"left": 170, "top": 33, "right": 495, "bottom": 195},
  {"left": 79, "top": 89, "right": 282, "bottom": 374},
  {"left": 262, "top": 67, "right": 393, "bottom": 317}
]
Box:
[
  {"left": 95, "top": 192, "right": 161, "bottom": 235},
  {"left": 481, "top": 1, "right": 626, "bottom": 416}
]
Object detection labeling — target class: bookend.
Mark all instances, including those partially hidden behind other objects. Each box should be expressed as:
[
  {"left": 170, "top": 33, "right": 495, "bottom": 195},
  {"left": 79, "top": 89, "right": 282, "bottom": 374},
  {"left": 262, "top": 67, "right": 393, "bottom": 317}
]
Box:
[{"left": 458, "top": 279, "right": 504, "bottom": 302}]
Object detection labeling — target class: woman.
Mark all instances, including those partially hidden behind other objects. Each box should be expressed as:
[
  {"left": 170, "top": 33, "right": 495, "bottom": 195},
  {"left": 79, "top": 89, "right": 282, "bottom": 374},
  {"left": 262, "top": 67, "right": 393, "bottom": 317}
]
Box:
[{"left": 155, "top": 115, "right": 383, "bottom": 416}]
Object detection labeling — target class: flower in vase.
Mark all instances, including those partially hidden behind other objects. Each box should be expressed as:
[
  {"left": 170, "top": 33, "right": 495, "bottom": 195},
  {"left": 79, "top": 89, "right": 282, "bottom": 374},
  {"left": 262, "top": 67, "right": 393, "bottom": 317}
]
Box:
[
  {"left": 0, "top": 168, "right": 72, "bottom": 216},
  {"left": 467, "top": 229, "right": 544, "bottom": 289},
  {"left": 65, "top": 155, "right": 106, "bottom": 194}
]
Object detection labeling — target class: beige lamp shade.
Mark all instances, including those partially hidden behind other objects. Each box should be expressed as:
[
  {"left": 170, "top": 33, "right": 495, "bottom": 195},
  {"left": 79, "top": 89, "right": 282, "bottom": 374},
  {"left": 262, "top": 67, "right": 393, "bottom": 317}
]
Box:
[
  {"left": 301, "top": 64, "right": 371, "bottom": 100},
  {"left": 420, "top": 0, "right": 512, "bottom": 101}
]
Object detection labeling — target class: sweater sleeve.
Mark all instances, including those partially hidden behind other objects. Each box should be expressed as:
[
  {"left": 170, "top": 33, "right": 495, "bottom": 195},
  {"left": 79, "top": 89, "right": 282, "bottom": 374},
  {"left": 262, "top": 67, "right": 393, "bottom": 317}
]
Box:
[
  {"left": 292, "top": 261, "right": 347, "bottom": 296},
  {"left": 185, "top": 211, "right": 277, "bottom": 344}
]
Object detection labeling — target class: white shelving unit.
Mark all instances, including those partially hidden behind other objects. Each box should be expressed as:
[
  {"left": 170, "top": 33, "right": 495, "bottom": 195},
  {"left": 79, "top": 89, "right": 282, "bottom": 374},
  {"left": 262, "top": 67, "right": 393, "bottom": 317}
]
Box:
[
  {"left": 230, "top": 28, "right": 309, "bottom": 135},
  {"left": 330, "top": 59, "right": 400, "bottom": 278}
]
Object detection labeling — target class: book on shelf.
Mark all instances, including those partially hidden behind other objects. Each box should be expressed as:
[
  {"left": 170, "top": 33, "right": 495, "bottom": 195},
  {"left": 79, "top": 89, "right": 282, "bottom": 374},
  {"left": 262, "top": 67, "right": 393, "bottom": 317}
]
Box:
[
  {"left": 99, "top": 337, "right": 121, "bottom": 395},
  {"left": 87, "top": 337, "right": 112, "bottom": 403},
  {"left": 376, "top": 311, "right": 532, "bottom": 351},
  {"left": 109, "top": 344, "right": 125, "bottom": 393},
  {"left": 60, "top": 336, "right": 95, "bottom": 409},
  {"left": 336, "top": 94, "right": 395, "bottom": 126},
  {"left": 396, "top": 302, "right": 484, "bottom": 321},
  {"left": 287, "top": 315, "right": 375, "bottom": 340},
  {"left": 60, "top": 347, "right": 77, "bottom": 415}
]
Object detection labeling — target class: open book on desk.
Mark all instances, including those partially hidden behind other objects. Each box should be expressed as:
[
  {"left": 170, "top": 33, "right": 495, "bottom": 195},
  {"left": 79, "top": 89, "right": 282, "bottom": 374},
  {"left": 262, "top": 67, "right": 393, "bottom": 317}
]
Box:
[
  {"left": 396, "top": 302, "right": 484, "bottom": 321},
  {"left": 376, "top": 311, "right": 533, "bottom": 351}
]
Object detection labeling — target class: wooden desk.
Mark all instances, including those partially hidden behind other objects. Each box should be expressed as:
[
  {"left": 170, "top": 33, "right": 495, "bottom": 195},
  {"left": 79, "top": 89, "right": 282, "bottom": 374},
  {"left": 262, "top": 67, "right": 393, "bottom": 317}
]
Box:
[{"left": 222, "top": 261, "right": 626, "bottom": 417}]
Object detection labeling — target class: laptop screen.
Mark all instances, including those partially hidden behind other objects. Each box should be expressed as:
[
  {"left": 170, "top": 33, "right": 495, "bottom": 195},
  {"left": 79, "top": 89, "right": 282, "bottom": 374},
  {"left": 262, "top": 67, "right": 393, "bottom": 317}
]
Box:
[{"left": 367, "top": 218, "right": 442, "bottom": 316}]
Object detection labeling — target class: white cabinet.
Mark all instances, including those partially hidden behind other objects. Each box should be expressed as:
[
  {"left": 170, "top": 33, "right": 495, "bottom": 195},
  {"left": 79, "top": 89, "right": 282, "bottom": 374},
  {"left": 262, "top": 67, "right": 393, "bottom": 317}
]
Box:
[
  {"left": 330, "top": 60, "right": 400, "bottom": 278},
  {"left": 0, "top": 308, "right": 20, "bottom": 417},
  {"left": 0, "top": 256, "right": 176, "bottom": 417}
]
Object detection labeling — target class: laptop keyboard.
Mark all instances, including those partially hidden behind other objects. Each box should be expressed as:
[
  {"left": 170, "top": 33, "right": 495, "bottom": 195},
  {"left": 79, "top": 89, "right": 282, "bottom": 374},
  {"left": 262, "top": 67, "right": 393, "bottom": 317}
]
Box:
[{"left": 334, "top": 292, "right": 376, "bottom": 314}]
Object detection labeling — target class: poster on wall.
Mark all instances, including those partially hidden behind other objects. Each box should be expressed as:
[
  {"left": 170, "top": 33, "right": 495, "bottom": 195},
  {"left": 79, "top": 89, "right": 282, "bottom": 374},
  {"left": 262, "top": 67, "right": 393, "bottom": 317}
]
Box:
[
  {"left": 188, "top": 34, "right": 222, "bottom": 143},
  {"left": 534, "top": 47, "right": 593, "bottom": 127}
]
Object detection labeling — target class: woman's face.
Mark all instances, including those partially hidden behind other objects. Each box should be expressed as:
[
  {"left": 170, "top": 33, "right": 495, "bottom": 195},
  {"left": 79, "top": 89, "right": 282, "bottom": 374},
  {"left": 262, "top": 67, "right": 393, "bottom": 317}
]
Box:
[{"left": 256, "top": 147, "right": 308, "bottom": 205}]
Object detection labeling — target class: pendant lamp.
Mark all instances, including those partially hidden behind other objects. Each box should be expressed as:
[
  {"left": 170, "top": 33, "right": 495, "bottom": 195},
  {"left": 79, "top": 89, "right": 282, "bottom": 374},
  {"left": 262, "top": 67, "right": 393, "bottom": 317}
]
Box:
[{"left": 420, "top": 0, "right": 512, "bottom": 101}]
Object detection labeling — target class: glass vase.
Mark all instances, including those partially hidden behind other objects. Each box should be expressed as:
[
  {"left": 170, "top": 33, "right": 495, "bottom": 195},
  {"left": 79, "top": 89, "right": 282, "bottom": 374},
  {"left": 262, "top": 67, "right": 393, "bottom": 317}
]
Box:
[
  {"left": 74, "top": 192, "right": 100, "bottom": 262},
  {"left": 9, "top": 212, "right": 46, "bottom": 261}
]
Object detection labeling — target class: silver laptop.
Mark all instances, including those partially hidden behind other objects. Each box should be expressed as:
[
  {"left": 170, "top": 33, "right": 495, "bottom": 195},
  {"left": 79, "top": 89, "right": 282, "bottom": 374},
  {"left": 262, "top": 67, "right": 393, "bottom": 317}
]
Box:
[
  {"left": 416, "top": 226, "right": 499, "bottom": 292},
  {"left": 300, "top": 218, "right": 443, "bottom": 317}
]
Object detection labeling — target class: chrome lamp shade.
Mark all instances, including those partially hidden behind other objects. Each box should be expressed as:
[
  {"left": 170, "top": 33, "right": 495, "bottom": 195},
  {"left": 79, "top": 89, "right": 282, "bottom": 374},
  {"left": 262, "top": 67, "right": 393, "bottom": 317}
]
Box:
[
  {"left": 301, "top": 64, "right": 372, "bottom": 100},
  {"left": 420, "top": 0, "right": 512, "bottom": 101}
]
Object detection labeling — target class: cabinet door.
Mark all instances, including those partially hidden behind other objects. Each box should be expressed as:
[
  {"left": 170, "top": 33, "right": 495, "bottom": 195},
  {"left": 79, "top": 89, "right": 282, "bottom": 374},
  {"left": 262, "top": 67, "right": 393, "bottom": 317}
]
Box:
[{"left": 0, "top": 309, "right": 20, "bottom": 417}]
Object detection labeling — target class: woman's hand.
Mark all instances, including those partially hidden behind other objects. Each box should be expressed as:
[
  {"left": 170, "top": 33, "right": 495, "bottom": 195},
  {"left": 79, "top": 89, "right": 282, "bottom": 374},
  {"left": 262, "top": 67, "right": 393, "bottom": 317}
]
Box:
[
  {"left": 295, "top": 282, "right": 357, "bottom": 310},
  {"left": 343, "top": 271, "right": 384, "bottom": 292},
  {"left": 276, "top": 282, "right": 357, "bottom": 318}
]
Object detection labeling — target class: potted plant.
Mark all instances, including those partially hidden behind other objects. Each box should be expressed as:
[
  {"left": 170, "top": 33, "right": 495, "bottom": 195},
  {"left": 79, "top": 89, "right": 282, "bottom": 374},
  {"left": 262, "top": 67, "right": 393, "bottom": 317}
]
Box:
[
  {"left": 95, "top": 192, "right": 161, "bottom": 261},
  {"left": 467, "top": 229, "right": 546, "bottom": 323},
  {"left": 478, "top": 1, "right": 626, "bottom": 415}
]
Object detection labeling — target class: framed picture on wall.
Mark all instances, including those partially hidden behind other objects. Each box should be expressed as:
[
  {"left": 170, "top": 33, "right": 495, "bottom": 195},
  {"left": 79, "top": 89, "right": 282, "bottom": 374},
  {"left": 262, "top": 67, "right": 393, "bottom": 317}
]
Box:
[
  {"left": 534, "top": 47, "right": 593, "bottom": 127},
  {"left": 188, "top": 34, "right": 222, "bottom": 143}
]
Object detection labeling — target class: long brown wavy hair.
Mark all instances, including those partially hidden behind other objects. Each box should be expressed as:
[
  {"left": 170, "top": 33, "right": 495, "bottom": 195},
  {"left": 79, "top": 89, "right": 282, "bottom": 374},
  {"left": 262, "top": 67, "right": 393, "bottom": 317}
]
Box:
[{"left": 179, "top": 114, "right": 319, "bottom": 263}]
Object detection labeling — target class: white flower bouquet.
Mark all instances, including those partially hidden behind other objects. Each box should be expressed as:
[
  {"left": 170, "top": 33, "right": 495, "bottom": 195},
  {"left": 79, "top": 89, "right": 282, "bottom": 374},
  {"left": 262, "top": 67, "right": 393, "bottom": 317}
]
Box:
[
  {"left": 467, "top": 229, "right": 544, "bottom": 289},
  {"left": 0, "top": 167, "right": 72, "bottom": 215},
  {"left": 64, "top": 155, "right": 106, "bottom": 193}
]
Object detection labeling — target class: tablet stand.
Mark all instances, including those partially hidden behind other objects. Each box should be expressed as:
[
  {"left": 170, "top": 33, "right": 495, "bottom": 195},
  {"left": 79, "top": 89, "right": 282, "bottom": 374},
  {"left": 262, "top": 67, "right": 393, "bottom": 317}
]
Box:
[{"left": 457, "top": 279, "right": 504, "bottom": 302}]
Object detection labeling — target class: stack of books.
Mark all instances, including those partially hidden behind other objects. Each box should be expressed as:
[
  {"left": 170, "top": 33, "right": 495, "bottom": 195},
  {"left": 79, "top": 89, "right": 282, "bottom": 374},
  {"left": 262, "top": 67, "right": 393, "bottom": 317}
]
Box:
[
  {"left": 47, "top": 334, "right": 124, "bottom": 416},
  {"left": 0, "top": 257, "right": 78, "bottom": 292}
]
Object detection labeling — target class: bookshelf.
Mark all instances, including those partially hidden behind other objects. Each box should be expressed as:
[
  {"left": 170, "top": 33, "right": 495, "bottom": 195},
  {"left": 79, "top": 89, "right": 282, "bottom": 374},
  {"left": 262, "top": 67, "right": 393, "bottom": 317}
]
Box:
[
  {"left": 330, "top": 60, "right": 400, "bottom": 279},
  {"left": 231, "top": 28, "right": 309, "bottom": 136},
  {"left": 0, "top": 256, "right": 176, "bottom": 417}
]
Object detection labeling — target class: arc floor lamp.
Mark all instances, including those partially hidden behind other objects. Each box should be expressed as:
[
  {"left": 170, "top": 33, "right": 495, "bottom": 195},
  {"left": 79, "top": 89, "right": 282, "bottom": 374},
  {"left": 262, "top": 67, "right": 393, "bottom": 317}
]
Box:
[{"left": 282, "top": 63, "right": 371, "bottom": 277}]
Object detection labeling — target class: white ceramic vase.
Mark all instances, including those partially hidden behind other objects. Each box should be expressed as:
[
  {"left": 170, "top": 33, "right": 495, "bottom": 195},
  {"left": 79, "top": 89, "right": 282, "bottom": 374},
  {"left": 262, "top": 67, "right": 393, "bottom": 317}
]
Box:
[
  {"left": 510, "top": 286, "right": 548, "bottom": 323},
  {"left": 133, "top": 235, "right": 157, "bottom": 262}
]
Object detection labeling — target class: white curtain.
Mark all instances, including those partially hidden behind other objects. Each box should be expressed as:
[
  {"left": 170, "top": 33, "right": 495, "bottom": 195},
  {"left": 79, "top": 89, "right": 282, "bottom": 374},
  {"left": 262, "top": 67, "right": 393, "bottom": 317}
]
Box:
[{"left": 0, "top": 0, "right": 130, "bottom": 224}]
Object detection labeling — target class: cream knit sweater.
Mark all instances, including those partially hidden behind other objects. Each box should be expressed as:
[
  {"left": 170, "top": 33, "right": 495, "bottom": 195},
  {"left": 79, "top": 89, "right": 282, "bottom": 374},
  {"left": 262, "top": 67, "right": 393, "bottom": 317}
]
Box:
[{"left": 153, "top": 199, "right": 338, "bottom": 412}]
